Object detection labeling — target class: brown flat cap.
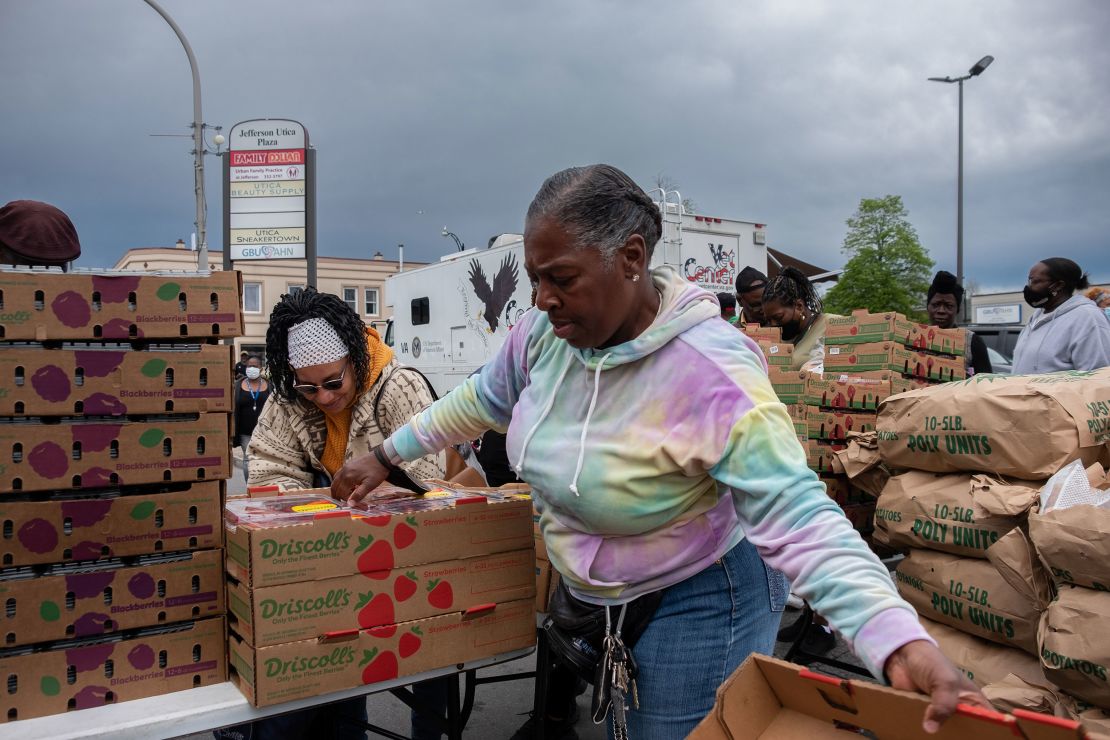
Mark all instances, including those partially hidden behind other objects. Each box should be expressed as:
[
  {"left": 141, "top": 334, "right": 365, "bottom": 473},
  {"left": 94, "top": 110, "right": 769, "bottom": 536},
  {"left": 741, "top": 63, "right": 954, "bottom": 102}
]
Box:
[{"left": 0, "top": 200, "right": 81, "bottom": 265}]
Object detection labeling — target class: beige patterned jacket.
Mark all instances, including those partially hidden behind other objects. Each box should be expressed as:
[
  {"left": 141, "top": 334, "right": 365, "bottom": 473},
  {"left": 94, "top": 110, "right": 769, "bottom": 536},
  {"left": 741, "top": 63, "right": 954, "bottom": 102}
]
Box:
[{"left": 248, "top": 359, "right": 445, "bottom": 490}]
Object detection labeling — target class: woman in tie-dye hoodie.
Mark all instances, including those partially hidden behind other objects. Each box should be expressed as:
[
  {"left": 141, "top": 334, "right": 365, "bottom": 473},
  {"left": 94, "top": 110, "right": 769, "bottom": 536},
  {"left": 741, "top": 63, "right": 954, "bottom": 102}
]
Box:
[{"left": 335, "top": 165, "right": 986, "bottom": 737}]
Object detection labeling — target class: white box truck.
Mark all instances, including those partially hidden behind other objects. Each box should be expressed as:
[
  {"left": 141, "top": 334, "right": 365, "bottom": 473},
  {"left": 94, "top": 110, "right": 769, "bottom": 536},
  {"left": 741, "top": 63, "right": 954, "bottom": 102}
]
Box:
[{"left": 385, "top": 195, "right": 767, "bottom": 396}]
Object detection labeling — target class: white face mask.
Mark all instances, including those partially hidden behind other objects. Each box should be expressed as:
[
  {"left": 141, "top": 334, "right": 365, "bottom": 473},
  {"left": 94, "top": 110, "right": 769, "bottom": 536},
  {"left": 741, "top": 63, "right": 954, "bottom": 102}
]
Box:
[{"left": 245, "top": 367, "right": 262, "bottom": 380}]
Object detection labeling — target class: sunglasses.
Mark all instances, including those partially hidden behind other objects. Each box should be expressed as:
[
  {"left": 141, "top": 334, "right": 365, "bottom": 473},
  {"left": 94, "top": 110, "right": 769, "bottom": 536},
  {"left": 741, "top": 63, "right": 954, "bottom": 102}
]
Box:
[{"left": 292, "top": 363, "right": 349, "bottom": 396}]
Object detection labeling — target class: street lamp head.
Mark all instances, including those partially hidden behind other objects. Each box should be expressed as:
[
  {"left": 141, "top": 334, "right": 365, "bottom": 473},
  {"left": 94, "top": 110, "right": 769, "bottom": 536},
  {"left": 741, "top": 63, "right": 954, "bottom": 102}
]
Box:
[
  {"left": 969, "top": 55, "right": 994, "bottom": 76},
  {"left": 213, "top": 134, "right": 225, "bottom": 147},
  {"left": 928, "top": 76, "right": 953, "bottom": 83},
  {"left": 441, "top": 227, "right": 449, "bottom": 237}
]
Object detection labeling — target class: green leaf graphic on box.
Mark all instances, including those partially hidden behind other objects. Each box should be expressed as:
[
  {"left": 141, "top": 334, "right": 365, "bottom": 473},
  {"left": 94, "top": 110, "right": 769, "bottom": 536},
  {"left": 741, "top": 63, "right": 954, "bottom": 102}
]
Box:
[
  {"left": 360, "top": 648, "right": 379, "bottom": 667},
  {"left": 40, "top": 600, "right": 61, "bottom": 622},
  {"left": 138, "top": 429, "right": 165, "bottom": 447},
  {"left": 140, "top": 359, "right": 168, "bottom": 377},
  {"left": 155, "top": 282, "right": 181, "bottom": 301},
  {"left": 40, "top": 676, "right": 61, "bottom": 696},
  {"left": 356, "top": 591, "right": 374, "bottom": 609},
  {"left": 130, "top": 501, "right": 156, "bottom": 520}
]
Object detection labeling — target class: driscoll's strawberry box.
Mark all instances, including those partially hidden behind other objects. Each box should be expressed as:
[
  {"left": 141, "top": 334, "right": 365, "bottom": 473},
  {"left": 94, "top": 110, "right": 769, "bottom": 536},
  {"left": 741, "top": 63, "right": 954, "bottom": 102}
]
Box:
[
  {"left": 824, "top": 342, "right": 966, "bottom": 383},
  {"left": 0, "top": 549, "right": 225, "bottom": 648},
  {"left": 824, "top": 310, "right": 916, "bottom": 347},
  {"left": 906, "top": 324, "right": 967, "bottom": 357},
  {"left": 0, "top": 268, "right": 242, "bottom": 341},
  {"left": 0, "top": 481, "right": 223, "bottom": 567},
  {"left": 803, "top": 372, "right": 916, "bottom": 412},
  {"left": 227, "top": 548, "right": 535, "bottom": 647},
  {"left": 767, "top": 366, "right": 807, "bottom": 404},
  {"left": 807, "top": 410, "right": 879, "bottom": 441},
  {"left": 0, "top": 413, "right": 231, "bottom": 492},
  {"left": 225, "top": 491, "right": 533, "bottom": 589},
  {"left": 0, "top": 345, "right": 234, "bottom": 416},
  {"left": 227, "top": 599, "right": 534, "bottom": 707},
  {"left": 803, "top": 440, "right": 846, "bottom": 474},
  {"left": 0, "top": 616, "right": 225, "bottom": 722}
]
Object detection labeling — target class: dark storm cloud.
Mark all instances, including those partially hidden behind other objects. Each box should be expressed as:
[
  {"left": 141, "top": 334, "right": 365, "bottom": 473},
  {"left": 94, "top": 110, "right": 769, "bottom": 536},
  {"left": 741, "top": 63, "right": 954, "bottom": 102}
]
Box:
[{"left": 2, "top": 0, "right": 1107, "bottom": 291}]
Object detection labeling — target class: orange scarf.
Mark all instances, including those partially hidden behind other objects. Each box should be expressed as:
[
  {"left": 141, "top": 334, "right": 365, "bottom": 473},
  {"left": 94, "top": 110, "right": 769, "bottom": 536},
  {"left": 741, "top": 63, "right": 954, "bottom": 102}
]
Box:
[{"left": 320, "top": 327, "right": 394, "bottom": 475}]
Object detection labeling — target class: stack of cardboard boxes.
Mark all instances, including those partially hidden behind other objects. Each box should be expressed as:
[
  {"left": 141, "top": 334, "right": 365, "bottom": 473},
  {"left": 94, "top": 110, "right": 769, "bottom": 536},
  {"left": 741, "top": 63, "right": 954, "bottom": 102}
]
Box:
[
  {"left": 0, "top": 267, "right": 241, "bottom": 722},
  {"left": 223, "top": 486, "right": 537, "bottom": 706},
  {"left": 740, "top": 324, "right": 805, "bottom": 404},
  {"left": 868, "top": 367, "right": 1110, "bottom": 734}
]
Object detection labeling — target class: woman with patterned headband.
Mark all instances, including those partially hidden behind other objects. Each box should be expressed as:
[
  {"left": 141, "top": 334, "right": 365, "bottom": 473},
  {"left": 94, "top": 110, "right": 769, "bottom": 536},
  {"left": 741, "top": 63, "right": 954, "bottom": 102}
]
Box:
[
  {"left": 220, "top": 288, "right": 453, "bottom": 740},
  {"left": 247, "top": 287, "right": 448, "bottom": 491}
]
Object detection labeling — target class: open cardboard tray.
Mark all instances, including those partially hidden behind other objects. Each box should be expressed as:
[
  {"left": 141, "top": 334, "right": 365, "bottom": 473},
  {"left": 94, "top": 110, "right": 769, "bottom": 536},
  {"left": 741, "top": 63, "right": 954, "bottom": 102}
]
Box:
[{"left": 689, "top": 654, "right": 1100, "bottom": 739}]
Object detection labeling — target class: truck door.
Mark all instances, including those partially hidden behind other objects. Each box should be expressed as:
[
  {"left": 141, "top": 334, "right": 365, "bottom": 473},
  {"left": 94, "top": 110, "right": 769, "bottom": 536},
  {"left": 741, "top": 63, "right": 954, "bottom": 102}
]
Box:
[{"left": 450, "top": 326, "right": 483, "bottom": 366}]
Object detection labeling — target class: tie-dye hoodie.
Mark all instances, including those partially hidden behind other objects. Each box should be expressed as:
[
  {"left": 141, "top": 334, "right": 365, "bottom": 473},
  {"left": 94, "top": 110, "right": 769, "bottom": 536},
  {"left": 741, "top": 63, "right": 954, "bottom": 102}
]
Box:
[{"left": 388, "top": 265, "right": 932, "bottom": 678}]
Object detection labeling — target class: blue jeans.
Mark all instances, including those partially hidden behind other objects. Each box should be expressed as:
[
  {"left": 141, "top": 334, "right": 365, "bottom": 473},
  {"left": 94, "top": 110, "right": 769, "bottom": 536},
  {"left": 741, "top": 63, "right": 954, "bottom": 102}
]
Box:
[{"left": 617, "top": 538, "right": 788, "bottom": 739}]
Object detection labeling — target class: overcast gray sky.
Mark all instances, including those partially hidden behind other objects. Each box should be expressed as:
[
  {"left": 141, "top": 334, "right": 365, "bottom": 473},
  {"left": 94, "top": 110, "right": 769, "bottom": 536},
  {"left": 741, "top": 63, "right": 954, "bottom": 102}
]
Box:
[{"left": 2, "top": 0, "right": 1108, "bottom": 291}]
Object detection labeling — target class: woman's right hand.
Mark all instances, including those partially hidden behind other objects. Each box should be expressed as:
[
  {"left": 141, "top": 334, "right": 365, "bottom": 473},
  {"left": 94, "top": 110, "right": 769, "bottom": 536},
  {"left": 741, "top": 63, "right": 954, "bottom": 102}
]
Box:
[{"left": 331, "top": 454, "right": 390, "bottom": 506}]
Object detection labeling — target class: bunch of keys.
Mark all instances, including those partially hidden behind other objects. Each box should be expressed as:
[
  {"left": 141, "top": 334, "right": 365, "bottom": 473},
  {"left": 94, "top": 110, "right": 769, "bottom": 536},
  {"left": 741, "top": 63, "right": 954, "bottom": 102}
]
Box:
[{"left": 591, "top": 605, "right": 640, "bottom": 739}]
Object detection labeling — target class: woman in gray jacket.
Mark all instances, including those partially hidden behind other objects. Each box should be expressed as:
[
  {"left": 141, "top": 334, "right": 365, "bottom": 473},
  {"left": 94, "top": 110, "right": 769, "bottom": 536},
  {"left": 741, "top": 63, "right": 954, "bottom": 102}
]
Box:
[{"left": 1012, "top": 257, "right": 1110, "bottom": 374}]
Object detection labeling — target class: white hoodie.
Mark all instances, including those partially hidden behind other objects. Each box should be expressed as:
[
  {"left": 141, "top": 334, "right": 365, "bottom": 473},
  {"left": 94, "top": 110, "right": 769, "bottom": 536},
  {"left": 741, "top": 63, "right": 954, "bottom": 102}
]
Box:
[{"left": 1012, "top": 294, "right": 1110, "bottom": 374}]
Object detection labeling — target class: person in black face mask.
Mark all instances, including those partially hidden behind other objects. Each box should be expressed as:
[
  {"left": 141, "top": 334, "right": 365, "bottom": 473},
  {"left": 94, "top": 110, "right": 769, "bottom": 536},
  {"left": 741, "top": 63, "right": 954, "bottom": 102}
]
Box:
[
  {"left": 1012, "top": 258, "right": 1110, "bottom": 374},
  {"left": 762, "top": 267, "right": 831, "bottom": 371}
]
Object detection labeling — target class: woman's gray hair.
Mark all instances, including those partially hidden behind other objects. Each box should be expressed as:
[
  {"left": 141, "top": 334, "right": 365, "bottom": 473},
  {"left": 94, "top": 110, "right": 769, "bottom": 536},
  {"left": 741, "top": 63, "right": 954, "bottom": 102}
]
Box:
[{"left": 525, "top": 164, "right": 663, "bottom": 267}]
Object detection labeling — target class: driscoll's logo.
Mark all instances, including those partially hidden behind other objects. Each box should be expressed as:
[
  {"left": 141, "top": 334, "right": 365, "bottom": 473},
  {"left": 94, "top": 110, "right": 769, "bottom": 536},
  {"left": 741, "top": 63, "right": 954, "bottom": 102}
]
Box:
[
  {"left": 260, "top": 532, "right": 351, "bottom": 559},
  {"left": 265, "top": 646, "right": 356, "bottom": 678},
  {"left": 260, "top": 589, "right": 351, "bottom": 619}
]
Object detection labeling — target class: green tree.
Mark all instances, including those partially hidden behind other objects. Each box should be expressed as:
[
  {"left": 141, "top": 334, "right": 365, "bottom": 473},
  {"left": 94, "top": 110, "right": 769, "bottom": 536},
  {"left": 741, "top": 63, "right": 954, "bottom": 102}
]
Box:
[{"left": 823, "top": 195, "right": 934, "bottom": 321}]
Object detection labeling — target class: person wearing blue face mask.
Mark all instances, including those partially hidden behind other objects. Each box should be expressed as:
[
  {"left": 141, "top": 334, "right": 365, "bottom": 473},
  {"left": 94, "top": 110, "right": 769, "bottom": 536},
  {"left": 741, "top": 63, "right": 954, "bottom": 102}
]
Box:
[{"left": 1011, "top": 258, "right": 1110, "bottom": 374}]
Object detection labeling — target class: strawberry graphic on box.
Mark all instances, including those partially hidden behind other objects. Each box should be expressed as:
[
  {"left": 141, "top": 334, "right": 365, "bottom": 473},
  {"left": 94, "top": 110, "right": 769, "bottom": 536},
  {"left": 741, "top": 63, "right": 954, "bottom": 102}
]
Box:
[
  {"left": 356, "top": 590, "right": 394, "bottom": 629},
  {"left": 393, "top": 517, "right": 418, "bottom": 549},
  {"left": 394, "top": 572, "right": 418, "bottom": 602},
  {"left": 426, "top": 579, "right": 454, "bottom": 609},
  {"left": 360, "top": 648, "right": 399, "bottom": 685},
  {"left": 355, "top": 535, "right": 394, "bottom": 578},
  {"left": 399, "top": 626, "right": 423, "bottom": 659}
]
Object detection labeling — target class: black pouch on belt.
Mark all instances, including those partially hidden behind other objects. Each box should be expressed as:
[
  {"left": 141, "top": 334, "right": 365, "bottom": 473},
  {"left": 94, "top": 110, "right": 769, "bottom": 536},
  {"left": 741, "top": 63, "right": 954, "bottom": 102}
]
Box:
[{"left": 541, "top": 577, "right": 662, "bottom": 685}]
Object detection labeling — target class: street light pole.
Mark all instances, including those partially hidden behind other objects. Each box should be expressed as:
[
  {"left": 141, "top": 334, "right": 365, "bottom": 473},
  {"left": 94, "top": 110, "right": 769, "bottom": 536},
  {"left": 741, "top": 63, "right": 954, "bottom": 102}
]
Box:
[
  {"left": 929, "top": 54, "right": 993, "bottom": 322},
  {"left": 442, "top": 227, "right": 465, "bottom": 252},
  {"left": 142, "top": 0, "right": 210, "bottom": 270}
]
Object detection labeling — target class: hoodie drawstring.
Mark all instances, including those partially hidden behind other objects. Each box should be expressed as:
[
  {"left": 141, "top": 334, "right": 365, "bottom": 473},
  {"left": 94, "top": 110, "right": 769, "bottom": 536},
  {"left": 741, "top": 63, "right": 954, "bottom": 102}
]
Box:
[
  {"left": 569, "top": 352, "right": 611, "bottom": 497},
  {"left": 513, "top": 351, "right": 575, "bottom": 476}
]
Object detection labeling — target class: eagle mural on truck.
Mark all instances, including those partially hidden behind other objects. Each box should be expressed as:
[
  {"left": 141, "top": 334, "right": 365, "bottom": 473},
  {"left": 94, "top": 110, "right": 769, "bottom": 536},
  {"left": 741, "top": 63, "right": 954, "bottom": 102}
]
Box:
[{"left": 467, "top": 254, "right": 519, "bottom": 333}]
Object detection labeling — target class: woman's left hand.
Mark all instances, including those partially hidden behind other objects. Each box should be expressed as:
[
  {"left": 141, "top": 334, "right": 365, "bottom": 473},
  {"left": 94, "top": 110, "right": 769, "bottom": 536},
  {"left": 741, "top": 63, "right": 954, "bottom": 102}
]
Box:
[
  {"left": 884, "top": 640, "right": 993, "bottom": 734},
  {"left": 331, "top": 454, "right": 390, "bottom": 505}
]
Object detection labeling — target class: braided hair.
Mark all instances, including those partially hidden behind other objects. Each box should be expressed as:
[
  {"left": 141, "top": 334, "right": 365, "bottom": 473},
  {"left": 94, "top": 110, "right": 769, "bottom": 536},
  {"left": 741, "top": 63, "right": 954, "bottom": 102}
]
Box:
[
  {"left": 265, "top": 288, "right": 370, "bottom": 403},
  {"left": 762, "top": 266, "right": 823, "bottom": 315},
  {"left": 525, "top": 164, "right": 663, "bottom": 266}
]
